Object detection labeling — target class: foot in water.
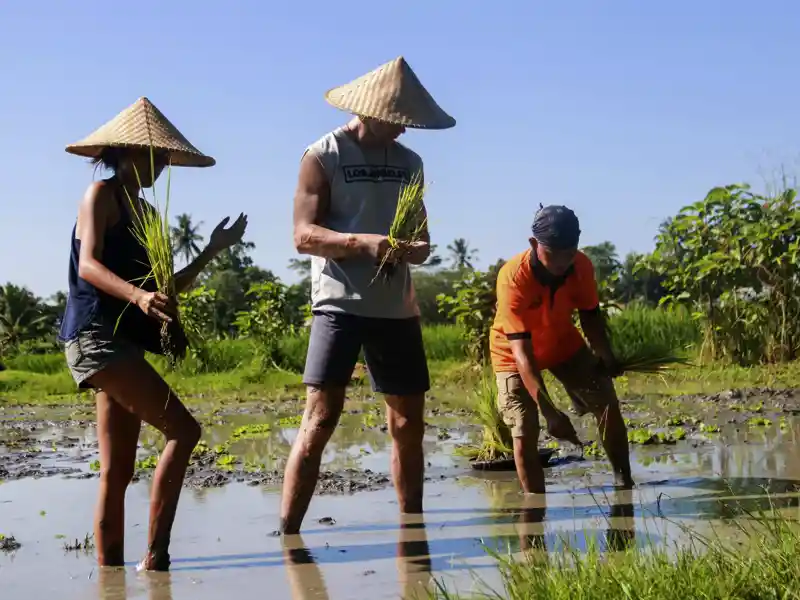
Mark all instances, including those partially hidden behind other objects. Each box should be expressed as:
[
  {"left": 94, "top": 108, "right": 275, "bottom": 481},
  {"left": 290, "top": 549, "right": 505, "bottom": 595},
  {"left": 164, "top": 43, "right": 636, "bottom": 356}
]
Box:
[
  {"left": 614, "top": 475, "right": 635, "bottom": 490},
  {"left": 137, "top": 550, "right": 171, "bottom": 572}
]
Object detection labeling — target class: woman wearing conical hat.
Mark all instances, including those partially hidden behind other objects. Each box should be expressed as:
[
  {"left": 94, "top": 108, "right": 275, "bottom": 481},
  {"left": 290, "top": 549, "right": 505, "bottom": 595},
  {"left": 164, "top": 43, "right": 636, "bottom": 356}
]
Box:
[
  {"left": 281, "top": 57, "right": 455, "bottom": 534},
  {"left": 59, "top": 97, "right": 248, "bottom": 571}
]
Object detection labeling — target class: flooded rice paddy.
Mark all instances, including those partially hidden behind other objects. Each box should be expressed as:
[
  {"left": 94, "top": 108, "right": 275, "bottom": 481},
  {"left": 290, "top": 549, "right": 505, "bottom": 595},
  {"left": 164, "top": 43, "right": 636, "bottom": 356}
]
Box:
[{"left": 2, "top": 386, "right": 800, "bottom": 598}]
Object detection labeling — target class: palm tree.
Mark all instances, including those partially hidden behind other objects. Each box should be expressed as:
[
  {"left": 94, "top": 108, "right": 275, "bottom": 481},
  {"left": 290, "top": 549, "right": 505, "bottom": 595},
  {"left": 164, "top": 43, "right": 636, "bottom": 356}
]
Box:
[
  {"left": 581, "top": 241, "right": 621, "bottom": 283},
  {"left": 171, "top": 213, "right": 204, "bottom": 263},
  {"left": 0, "top": 284, "right": 49, "bottom": 351},
  {"left": 447, "top": 238, "right": 478, "bottom": 270},
  {"left": 413, "top": 244, "right": 443, "bottom": 270}
]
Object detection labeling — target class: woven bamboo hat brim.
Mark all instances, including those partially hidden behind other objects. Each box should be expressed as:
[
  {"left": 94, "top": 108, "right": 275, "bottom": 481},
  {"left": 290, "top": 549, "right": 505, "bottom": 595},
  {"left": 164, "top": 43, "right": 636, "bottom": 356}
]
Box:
[
  {"left": 65, "top": 97, "right": 215, "bottom": 167},
  {"left": 325, "top": 56, "right": 455, "bottom": 130}
]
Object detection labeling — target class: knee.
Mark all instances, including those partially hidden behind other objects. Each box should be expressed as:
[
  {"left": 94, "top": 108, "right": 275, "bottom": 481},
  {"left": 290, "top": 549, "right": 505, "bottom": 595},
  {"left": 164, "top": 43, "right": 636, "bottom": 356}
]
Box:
[
  {"left": 100, "top": 463, "right": 135, "bottom": 489},
  {"left": 590, "top": 401, "right": 623, "bottom": 423},
  {"left": 300, "top": 404, "right": 342, "bottom": 455},
  {"left": 178, "top": 418, "right": 202, "bottom": 448},
  {"left": 388, "top": 412, "right": 425, "bottom": 446}
]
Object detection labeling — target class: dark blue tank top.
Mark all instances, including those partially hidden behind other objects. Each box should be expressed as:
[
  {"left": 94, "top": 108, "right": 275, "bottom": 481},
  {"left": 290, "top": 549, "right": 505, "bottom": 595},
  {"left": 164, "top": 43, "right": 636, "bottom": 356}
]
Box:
[{"left": 58, "top": 184, "right": 162, "bottom": 351}]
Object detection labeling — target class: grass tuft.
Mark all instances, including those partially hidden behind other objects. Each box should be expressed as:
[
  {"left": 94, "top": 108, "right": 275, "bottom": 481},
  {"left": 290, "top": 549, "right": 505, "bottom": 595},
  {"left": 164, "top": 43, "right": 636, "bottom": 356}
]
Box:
[{"left": 432, "top": 502, "right": 800, "bottom": 599}]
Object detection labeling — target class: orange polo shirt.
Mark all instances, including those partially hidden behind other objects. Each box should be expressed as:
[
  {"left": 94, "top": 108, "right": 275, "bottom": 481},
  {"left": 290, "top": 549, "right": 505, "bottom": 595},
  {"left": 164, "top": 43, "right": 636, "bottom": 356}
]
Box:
[{"left": 490, "top": 249, "right": 599, "bottom": 372}]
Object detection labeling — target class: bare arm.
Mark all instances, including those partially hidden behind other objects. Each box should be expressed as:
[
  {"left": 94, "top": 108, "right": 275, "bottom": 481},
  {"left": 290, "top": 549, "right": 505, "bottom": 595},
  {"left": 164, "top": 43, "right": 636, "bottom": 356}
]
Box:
[
  {"left": 174, "top": 213, "right": 248, "bottom": 294},
  {"left": 293, "top": 152, "right": 371, "bottom": 260},
  {"left": 173, "top": 246, "right": 217, "bottom": 294},
  {"left": 509, "top": 338, "right": 558, "bottom": 415},
  {"left": 579, "top": 308, "right": 615, "bottom": 364},
  {"left": 76, "top": 182, "right": 145, "bottom": 306}
]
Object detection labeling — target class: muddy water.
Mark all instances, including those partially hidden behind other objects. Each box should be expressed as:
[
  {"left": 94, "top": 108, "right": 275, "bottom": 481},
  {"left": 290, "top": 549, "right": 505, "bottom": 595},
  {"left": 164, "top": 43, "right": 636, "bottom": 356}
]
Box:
[{"left": 3, "top": 389, "right": 800, "bottom": 598}]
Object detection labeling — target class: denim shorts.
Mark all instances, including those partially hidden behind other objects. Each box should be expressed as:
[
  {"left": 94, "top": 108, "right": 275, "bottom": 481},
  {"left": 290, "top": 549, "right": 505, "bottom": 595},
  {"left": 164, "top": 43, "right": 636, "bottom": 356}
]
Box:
[{"left": 64, "top": 319, "right": 144, "bottom": 389}]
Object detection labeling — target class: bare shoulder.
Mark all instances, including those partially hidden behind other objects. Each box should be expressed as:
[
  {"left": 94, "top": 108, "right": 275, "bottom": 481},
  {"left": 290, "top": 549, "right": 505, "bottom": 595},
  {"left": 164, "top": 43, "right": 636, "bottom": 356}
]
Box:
[
  {"left": 298, "top": 149, "right": 328, "bottom": 187},
  {"left": 78, "top": 180, "right": 117, "bottom": 219}
]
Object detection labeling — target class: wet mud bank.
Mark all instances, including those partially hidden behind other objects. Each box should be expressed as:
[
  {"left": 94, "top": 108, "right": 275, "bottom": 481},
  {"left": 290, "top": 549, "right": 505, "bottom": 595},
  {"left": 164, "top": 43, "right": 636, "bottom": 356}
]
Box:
[{"left": 2, "top": 386, "right": 799, "bottom": 492}]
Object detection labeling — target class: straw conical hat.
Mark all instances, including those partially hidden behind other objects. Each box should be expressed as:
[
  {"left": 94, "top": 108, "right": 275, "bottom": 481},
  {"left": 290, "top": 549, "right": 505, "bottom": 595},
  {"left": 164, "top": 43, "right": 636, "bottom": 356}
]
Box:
[
  {"left": 324, "top": 56, "right": 455, "bottom": 130},
  {"left": 66, "top": 97, "right": 215, "bottom": 167}
]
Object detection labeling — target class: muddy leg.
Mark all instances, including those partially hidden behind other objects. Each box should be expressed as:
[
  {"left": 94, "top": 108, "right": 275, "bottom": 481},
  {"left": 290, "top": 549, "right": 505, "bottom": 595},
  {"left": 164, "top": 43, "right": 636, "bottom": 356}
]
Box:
[
  {"left": 592, "top": 404, "right": 634, "bottom": 488},
  {"left": 280, "top": 386, "right": 345, "bottom": 534},
  {"left": 497, "top": 373, "right": 545, "bottom": 494},
  {"left": 94, "top": 390, "right": 141, "bottom": 567},
  {"left": 88, "top": 357, "right": 201, "bottom": 571},
  {"left": 513, "top": 430, "right": 545, "bottom": 494},
  {"left": 385, "top": 394, "right": 426, "bottom": 514}
]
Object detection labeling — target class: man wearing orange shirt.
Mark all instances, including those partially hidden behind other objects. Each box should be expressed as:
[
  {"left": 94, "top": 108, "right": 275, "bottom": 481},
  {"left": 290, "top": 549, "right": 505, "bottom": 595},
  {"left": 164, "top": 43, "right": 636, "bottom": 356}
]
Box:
[{"left": 490, "top": 205, "right": 633, "bottom": 493}]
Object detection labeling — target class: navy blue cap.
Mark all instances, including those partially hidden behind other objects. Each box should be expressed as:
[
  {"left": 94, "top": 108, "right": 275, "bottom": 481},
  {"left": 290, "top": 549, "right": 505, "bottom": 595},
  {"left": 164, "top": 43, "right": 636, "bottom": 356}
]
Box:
[{"left": 531, "top": 205, "right": 581, "bottom": 250}]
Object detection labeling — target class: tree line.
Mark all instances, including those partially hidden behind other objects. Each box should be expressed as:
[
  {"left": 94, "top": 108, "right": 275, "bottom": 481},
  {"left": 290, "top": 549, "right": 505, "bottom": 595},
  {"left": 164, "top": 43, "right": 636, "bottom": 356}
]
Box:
[{"left": 2, "top": 182, "right": 798, "bottom": 368}]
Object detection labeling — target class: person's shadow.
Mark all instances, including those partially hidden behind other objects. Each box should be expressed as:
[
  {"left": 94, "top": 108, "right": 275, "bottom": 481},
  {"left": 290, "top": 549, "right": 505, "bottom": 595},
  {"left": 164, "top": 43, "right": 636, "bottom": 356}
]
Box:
[{"left": 282, "top": 516, "right": 433, "bottom": 600}]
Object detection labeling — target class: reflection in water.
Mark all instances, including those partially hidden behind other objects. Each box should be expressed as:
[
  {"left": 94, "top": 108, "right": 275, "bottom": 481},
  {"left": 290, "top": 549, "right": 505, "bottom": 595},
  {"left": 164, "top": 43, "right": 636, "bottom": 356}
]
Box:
[
  {"left": 282, "top": 519, "right": 434, "bottom": 600},
  {"left": 97, "top": 566, "right": 174, "bottom": 600},
  {"left": 396, "top": 517, "right": 433, "bottom": 600},
  {"left": 510, "top": 489, "right": 636, "bottom": 555},
  {"left": 282, "top": 535, "right": 329, "bottom": 600}
]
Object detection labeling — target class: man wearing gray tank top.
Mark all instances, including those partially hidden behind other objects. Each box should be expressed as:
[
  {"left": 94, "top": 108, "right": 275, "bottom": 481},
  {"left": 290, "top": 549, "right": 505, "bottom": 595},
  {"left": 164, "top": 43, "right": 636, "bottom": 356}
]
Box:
[{"left": 280, "top": 57, "right": 456, "bottom": 534}]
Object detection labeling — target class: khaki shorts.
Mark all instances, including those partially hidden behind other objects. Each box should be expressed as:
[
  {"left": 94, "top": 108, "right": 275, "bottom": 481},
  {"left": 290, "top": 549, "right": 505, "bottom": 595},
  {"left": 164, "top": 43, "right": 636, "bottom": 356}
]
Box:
[{"left": 496, "top": 346, "right": 619, "bottom": 438}]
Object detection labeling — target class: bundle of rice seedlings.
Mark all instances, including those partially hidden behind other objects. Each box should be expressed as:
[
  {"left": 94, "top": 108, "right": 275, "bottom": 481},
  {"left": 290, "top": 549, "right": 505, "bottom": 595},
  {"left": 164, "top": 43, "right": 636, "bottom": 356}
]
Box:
[
  {"left": 120, "top": 148, "right": 188, "bottom": 365},
  {"left": 371, "top": 170, "right": 427, "bottom": 284},
  {"left": 605, "top": 316, "right": 693, "bottom": 375},
  {"left": 616, "top": 350, "right": 693, "bottom": 374},
  {"left": 455, "top": 374, "right": 513, "bottom": 462}
]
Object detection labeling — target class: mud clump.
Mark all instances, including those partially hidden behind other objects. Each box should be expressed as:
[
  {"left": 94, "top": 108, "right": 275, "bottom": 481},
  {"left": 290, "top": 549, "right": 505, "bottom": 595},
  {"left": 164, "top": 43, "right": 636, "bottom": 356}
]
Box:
[{"left": 0, "top": 535, "right": 21, "bottom": 552}]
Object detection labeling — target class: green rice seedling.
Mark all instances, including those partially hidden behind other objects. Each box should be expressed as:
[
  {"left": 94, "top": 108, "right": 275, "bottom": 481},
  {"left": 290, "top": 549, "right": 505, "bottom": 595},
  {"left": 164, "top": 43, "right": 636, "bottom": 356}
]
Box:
[
  {"left": 456, "top": 373, "right": 513, "bottom": 462},
  {"left": 372, "top": 170, "right": 428, "bottom": 284},
  {"left": 117, "top": 146, "right": 194, "bottom": 366}
]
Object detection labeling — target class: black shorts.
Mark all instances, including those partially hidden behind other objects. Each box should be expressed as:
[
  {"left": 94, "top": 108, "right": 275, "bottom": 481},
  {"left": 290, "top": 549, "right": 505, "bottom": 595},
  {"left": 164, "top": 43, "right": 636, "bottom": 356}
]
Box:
[{"left": 302, "top": 311, "right": 431, "bottom": 396}]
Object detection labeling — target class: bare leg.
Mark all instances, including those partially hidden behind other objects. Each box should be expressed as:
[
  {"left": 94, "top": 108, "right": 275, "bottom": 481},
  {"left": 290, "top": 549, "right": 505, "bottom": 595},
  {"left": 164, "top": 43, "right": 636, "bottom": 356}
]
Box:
[
  {"left": 93, "top": 391, "right": 141, "bottom": 566},
  {"left": 280, "top": 386, "right": 345, "bottom": 534},
  {"left": 593, "top": 404, "right": 634, "bottom": 488},
  {"left": 88, "top": 357, "right": 201, "bottom": 571},
  {"left": 497, "top": 373, "right": 544, "bottom": 494},
  {"left": 385, "top": 393, "right": 426, "bottom": 514},
  {"left": 513, "top": 428, "right": 545, "bottom": 494}
]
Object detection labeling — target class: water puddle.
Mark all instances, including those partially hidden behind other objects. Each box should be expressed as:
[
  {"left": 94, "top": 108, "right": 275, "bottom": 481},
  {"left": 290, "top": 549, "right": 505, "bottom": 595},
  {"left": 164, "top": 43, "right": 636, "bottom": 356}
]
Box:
[{"left": 2, "top": 389, "right": 800, "bottom": 598}]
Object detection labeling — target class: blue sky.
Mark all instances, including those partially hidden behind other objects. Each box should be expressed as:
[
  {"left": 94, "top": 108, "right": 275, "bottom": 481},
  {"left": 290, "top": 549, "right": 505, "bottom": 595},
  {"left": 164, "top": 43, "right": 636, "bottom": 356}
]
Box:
[{"left": 2, "top": 0, "right": 798, "bottom": 297}]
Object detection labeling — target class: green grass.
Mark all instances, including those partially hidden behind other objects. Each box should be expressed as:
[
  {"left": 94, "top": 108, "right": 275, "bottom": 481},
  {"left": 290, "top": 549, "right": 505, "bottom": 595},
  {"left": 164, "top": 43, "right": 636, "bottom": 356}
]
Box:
[
  {"left": 433, "top": 507, "right": 800, "bottom": 599},
  {"left": 606, "top": 303, "right": 700, "bottom": 360},
  {"left": 2, "top": 309, "right": 799, "bottom": 406}
]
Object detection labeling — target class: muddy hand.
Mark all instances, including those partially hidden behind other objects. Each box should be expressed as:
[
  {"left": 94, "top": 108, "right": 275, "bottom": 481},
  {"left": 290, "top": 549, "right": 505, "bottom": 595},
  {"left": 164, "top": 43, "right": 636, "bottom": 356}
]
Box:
[
  {"left": 544, "top": 410, "right": 582, "bottom": 447},
  {"left": 135, "top": 290, "right": 173, "bottom": 323}
]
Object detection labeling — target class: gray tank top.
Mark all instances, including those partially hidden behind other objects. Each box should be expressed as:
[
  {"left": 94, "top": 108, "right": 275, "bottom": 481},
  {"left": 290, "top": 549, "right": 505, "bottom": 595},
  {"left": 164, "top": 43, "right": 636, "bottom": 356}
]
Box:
[{"left": 305, "top": 127, "right": 423, "bottom": 319}]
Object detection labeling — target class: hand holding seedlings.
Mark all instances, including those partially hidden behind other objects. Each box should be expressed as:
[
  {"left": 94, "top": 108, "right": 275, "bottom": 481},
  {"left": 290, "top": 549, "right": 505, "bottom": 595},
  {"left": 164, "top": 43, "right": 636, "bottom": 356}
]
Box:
[
  {"left": 541, "top": 405, "right": 582, "bottom": 447},
  {"left": 134, "top": 290, "right": 174, "bottom": 323},
  {"left": 394, "top": 240, "right": 429, "bottom": 264},
  {"left": 209, "top": 213, "right": 249, "bottom": 253},
  {"left": 358, "top": 233, "right": 393, "bottom": 262}
]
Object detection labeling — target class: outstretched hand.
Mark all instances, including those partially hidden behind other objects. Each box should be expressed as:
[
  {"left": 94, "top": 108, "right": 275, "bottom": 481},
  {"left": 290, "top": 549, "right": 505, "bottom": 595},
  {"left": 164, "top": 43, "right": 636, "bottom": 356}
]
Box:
[{"left": 209, "top": 213, "right": 248, "bottom": 253}]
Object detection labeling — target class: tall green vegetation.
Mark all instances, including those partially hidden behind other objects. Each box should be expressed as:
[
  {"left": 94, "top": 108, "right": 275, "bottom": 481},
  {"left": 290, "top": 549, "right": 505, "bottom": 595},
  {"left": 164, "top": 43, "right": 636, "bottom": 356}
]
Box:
[
  {"left": 647, "top": 183, "right": 800, "bottom": 365},
  {"left": 2, "top": 179, "right": 797, "bottom": 372}
]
